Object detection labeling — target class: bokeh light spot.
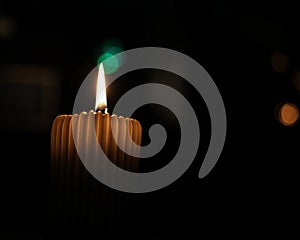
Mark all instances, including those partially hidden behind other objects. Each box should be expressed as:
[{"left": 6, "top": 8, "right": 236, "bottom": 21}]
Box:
[
  {"left": 0, "top": 17, "right": 17, "bottom": 39},
  {"left": 97, "top": 38, "right": 124, "bottom": 74},
  {"left": 278, "top": 103, "right": 299, "bottom": 126},
  {"left": 98, "top": 52, "right": 120, "bottom": 74},
  {"left": 271, "top": 52, "right": 289, "bottom": 74}
]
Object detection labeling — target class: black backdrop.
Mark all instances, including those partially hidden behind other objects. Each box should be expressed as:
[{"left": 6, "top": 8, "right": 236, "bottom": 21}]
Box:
[{"left": 0, "top": 0, "right": 299, "bottom": 239}]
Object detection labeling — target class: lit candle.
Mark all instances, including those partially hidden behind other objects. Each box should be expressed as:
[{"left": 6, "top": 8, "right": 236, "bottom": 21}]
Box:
[{"left": 49, "top": 63, "right": 142, "bottom": 226}]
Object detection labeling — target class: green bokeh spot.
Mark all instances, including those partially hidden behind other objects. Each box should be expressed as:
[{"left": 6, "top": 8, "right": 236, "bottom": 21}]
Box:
[
  {"left": 97, "top": 38, "right": 124, "bottom": 74},
  {"left": 97, "top": 52, "right": 120, "bottom": 74}
]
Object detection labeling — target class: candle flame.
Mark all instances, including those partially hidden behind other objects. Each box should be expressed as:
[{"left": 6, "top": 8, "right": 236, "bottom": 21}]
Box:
[{"left": 95, "top": 63, "right": 107, "bottom": 111}]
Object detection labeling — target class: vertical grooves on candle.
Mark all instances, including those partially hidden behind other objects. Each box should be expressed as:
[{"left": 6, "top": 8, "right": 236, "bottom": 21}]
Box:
[
  {"left": 102, "top": 113, "right": 111, "bottom": 180},
  {"left": 89, "top": 111, "right": 99, "bottom": 225},
  {"left": 111, "top": 115, "right": 118, "bottom": 165},
  {"left": 118, "top": 116, "right": 127, "bottom": 221},
  {"left": 132, "top": 119, "right": 142, "bottom": 228},
  {"left": 109, "top": 114, "right": 119, "bottom": 228},
  {"left": 110, "top": 115, "right": 119, "bottom": 172},
  {"left": 66, "top": 115, "right": 75, "bottom": 225},
  {"left": 50, "top": 116, "right": 59, "bottom": 165},
  {"left": 97, "top": 112, "right": 104, "bottom": 173},
  {"left": 50, "top": 115, "right": 64, "bottom": 225},
  {"left": 73, "top": 113, "right": 82, "bottom": 226},
  {"left": 132, "top": 119, "right": 142, "bottom": 172},
  {"left": 103, "top": 113, "right": 113, "bottom": 228},
  {"left": 50, "top": 112, "right": 142, "bottom": 229},
  {"left": 55, "top": 116, "right": 64, "bottom": 172},
  {"left": 117, "top": 116, "right": 126, "bottom": 170},
  {"left": 137, "top": 120, "right": 142, "bottom": 169},
  {"left": 83, "top": 111, "right": 94, "bottom": 225},
  {"left": 125, "top": 118, "right": 134, "bottom": 171},
  {"left": 57, "top": 115, "right": 66, "bottom": 225},
  {"left": 50, "top": 115, "right": 61, "bottom": 192},
  {"left": 79, "top": 112, "right": 89, "bottom": 227},
  {"left": 60, "top": 115, "right": 71, "bottom": 225}
]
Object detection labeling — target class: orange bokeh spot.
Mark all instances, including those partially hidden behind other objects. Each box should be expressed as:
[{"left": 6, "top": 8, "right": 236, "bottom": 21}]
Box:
[
  {"left": 271, "top": 52, "right": 289, "bottom": 74},
  {"left": 278, "top": 103, "right": 299, "bottom": 126}
]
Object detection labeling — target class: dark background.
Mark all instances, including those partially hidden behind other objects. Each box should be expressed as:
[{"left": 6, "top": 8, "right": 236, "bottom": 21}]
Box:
[{"left": 0, "top": 0, "right": 299, "bottom": 239}]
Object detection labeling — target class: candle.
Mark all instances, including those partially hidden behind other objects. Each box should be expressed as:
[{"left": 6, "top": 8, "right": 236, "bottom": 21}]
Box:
[{"left": 49, "top": 63, "right": 142, "bottom": 227}]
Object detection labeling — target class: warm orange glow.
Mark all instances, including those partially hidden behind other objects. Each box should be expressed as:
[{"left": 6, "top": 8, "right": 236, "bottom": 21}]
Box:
[
  {"left": 95, "top": 63, "right": 107, "bottom": 111},
  {"left": 278, "top": 103, "right": 299, "bottom": 126},
  {"left": 271, "top": 52, "right": 289, "bottom": 74}
]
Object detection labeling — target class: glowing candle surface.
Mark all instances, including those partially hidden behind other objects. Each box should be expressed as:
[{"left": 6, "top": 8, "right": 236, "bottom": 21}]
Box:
[{"left": 50, "top": 63, "right": 142, "bottom": 226}]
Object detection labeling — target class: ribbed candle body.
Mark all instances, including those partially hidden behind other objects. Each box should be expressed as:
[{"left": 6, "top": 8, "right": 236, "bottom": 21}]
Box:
[{"left": 49, "top": 111, "right": 142, "bottom": 229}]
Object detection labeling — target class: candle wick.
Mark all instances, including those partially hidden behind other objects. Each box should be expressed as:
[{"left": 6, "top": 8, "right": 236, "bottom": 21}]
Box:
[{"left": 97, "top": 107, "right": 108, "bottom": 114}]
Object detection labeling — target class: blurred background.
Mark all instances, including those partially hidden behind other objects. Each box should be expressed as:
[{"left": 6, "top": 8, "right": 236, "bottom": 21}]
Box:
[{"left": 0, "top": 0, "right": 299, "bottom": 239}]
